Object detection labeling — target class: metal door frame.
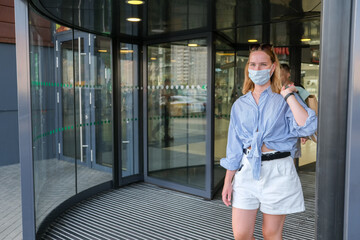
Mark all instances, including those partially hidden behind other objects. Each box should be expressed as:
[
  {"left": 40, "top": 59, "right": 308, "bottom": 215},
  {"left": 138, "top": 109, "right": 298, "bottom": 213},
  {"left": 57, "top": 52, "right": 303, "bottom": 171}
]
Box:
[
  {"left": 143, "top": 32, "right": 214, "bottom": 199},
  {"left": 55, "top": 30, "right": 111, "bottom": 172}
]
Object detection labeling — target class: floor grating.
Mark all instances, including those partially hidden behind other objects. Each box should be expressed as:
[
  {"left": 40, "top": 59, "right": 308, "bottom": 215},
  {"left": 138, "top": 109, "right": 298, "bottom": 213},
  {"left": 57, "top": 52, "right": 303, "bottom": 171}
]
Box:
[{"left": 41, "top": 172, "right": 315, "bottom": 240}]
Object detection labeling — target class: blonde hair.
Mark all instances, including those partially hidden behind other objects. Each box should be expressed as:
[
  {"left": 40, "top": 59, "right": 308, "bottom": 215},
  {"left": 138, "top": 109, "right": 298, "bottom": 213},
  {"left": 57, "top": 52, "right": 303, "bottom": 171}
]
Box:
[{"left": 242, "top": 48, "right": 282, "bottom": 94}]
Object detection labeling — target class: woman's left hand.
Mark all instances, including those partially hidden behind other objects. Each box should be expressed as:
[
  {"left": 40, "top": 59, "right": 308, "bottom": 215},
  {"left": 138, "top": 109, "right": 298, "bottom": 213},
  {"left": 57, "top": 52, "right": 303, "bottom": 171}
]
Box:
[{"left": 280, "top": 83, "right": 297, "bottom": 98}]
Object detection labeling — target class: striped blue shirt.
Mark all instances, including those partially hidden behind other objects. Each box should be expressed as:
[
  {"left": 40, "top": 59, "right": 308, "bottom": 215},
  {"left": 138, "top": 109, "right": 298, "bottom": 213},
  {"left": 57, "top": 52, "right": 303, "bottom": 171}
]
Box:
[{"left": 220, "top": 86, "right": 317, "bottom": 180}]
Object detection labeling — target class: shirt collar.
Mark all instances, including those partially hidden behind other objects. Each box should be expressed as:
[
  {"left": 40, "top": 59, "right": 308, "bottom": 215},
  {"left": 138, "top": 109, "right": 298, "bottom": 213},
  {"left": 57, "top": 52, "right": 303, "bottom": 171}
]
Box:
[
  {"left": 246, "top": 85, "right": 273, "bottom": 98},
  {"left": 264, "top": 85, "right": 273, "bottom": 95}
]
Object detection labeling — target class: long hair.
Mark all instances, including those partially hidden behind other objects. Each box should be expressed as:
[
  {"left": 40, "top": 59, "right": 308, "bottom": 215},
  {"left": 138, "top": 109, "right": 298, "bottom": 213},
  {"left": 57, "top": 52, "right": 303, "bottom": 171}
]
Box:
[{"left": 242, "top": 48, "right": 282, "bottom": 94}]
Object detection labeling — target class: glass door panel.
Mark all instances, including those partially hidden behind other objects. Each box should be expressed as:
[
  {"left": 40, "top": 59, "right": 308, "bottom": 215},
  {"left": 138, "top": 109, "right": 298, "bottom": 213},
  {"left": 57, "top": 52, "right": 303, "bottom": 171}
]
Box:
[
  {"left": 120, "top": 43, "right": 139, "bottom": 177},
  {"left": 147, "top": 39, "right": 208, "bottom": 189},
  {"left": 61, "top": 39, "right": 78, "bottom": 161},
  {"left": 214, "top": 39, "right": 235, "bottom": 188},
  {"left": 76, "top": 32, "right": 113, "bottom": 192},
  {"left": 93, "top": 36, "right": 113, "bottom": 169},
  {"left": 57, "top": 31, "right": 113, "bottom": 193}
]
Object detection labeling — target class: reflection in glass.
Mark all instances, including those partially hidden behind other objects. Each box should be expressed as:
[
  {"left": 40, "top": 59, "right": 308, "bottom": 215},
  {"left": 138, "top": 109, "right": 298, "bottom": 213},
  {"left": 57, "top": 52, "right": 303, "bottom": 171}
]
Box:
[
  {"left": 214, "top": 39, "right": 235, "bottom": 187},
  {"left": 216, "top": 0, "right": 236, "bottom": 29},
  {"left": 29, "top": 9, "right": 75, "bottom": 230},
  {"left": 38, "top": 0, "right": 112, "bottom": 35},
  {"left": 236, "top": 19, "right": 320, "bottom": 48},
  {"left": 29, "top": 7, "right": 113, "bottom": 229},
  {"left": 76, "top": 33, "right": 113, "bottom": 193},
  {"left": 120, "top": 43, "right": 140, "bottom": 177},
  {"left": 61, "top": 40, "right": 78, "bottom": 160},
  {"left": 299, "top": 61, "right": 319, "bottom": 169},
  {"left": 147, "top": 39, "right": 207, "bottom": 189},
  {"left": 148, "top": 0, "right": 208, "bottom": 35},
  {"left": 234, "top": 0, "right": 320, "bottom": 27},
  {"left": 119, "top": 1, "right": 141, "bottom": 36},
  {"left": 237, "top": 25, "right": 263, "bottom": 45},
  {"left": 94, "top": 36, "right": 113, "bottom": 168}
]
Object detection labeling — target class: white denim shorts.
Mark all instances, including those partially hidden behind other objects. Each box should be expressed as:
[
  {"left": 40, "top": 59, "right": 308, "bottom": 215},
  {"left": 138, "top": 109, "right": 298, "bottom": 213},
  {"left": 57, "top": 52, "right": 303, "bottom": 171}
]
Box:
[{"left": 232, "top": 153, "right": 305, "bottom": 215}]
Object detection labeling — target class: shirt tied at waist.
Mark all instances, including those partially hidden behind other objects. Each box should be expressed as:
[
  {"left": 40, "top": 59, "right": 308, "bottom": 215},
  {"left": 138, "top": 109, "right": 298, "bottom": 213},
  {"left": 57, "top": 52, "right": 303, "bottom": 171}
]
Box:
[{"left": 246, "top": 131, "right": 263, "bottom": 180}]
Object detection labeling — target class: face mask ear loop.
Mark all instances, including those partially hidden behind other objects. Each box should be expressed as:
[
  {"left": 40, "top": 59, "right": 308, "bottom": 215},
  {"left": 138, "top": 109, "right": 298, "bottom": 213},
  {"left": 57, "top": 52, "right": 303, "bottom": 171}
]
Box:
[{"left": 270, "top": 64, "right": 275, "bottom": 77}]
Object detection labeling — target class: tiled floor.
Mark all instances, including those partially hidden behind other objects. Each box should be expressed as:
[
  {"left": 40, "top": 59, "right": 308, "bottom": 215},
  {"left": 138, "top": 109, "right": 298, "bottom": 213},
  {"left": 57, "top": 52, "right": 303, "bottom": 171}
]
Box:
[
  {"left": 0, "top": 164, "right": 22, "bottom": 240},
  {"left": 0, "top": 161, "right": 111, "bottom": 240}
]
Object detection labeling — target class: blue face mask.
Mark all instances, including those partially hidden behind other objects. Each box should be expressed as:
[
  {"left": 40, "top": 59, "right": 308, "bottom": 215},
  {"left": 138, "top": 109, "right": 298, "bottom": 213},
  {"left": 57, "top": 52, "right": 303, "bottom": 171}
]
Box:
[{"left": 248, "top": 66, "right": 273, "bottom": 86}]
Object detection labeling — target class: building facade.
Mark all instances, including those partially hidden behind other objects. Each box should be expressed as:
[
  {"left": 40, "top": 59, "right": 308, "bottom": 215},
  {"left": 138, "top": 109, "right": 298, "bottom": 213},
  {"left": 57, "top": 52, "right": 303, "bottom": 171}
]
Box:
[{"left": 8, "top": 0, "right": 360, "bottom": 239}]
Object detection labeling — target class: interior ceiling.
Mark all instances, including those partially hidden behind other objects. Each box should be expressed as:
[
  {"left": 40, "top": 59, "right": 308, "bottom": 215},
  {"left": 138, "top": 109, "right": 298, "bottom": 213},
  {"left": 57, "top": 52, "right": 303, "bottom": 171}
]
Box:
[{"left": 30, "top": 0, "right": 321, "bottom": 42}]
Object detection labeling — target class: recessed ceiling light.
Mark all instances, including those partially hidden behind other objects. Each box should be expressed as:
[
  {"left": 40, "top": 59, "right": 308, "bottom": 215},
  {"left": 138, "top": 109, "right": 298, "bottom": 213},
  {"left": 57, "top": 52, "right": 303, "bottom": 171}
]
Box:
[
  {"left": 150, "top": 57, "right": 157, "bottom": 60},
  {"left": 188, "top": 43, "right": 199, "bottom": 47},
  {"left": 120, "top": 50, "right": 134, "bottom": 54},
  {"left": 216, "top": 52, "right": 235, "bottom": 56},
  {"left": 126, "top": 17, "right": 142, "bottom": 22},
  {"left": 301, "top": 38, "right": 311, "bottom": 42},
  {"left": 151, "top": 29, "right": 165, "bottom": 33},
  {"left": 248, "top": 39, "right": 258, "bottom": 43},
  {"left": 98, "top": 50, "right": 108, "bottom": 53},
  {"left": 126, "top": 1, "right": 144, "bottom": 5}
]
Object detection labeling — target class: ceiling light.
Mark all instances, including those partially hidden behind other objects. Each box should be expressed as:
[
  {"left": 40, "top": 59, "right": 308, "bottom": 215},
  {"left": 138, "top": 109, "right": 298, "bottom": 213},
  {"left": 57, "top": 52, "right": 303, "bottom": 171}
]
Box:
[
  {"left": 98, "top": 50, "right": 108, "bottom": 53},
  {"left": 127, "top": 17, "right": 142, "bottom": 22},
  {"left": 248, "top": 39, "right": 258, "bottom": 43},
  {"left": 120, "top": 50, "right": 134, "bottom": 54},
  {"left": 150, "top": 57, "right": 157, "bottom": 60},
  {"left": 126, "top": 0, "right": 144, "bottom": 5},
  {"left": 151, "top": 29, "right": 165, "bottom": 33},
  {"left": 216, "top": 53, "right": 235, "bottom": 56},
  {"left": 188, "top": 43, "right": 199, "bottom": 47},
  {"left": 301, "top": 38, "right": 311, "bottom": 42}
]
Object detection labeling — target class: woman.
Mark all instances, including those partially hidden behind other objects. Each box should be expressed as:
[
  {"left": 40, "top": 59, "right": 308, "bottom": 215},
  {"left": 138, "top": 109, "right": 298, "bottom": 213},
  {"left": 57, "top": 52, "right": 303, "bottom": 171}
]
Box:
[{"left": 220, "top": 44, "right": 317, "bottom": 240}]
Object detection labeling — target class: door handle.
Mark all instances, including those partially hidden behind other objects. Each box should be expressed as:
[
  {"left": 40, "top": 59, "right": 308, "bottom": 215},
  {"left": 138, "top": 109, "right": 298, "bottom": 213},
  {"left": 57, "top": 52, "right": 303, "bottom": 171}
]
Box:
[{"left": 78, "top": 37, "right": 84, "bottom": 163}]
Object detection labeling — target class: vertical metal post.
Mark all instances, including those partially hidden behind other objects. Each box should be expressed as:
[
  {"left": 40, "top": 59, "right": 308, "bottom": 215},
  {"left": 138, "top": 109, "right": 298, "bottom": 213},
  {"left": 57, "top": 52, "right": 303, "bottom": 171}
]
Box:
[
  {"left": 142, "top": 43, "right": 149, "bottom": 182},
  {"left": 344, "top": 0, "right": 360, "bottom": 238},
  {"left": 111, "top": 0, "right": 120, "bottom": 187},
  {"left": 206, "top": 32, "right": 214, "bottom": 198},
  {"left": 15, "top": 0, "right": 36, "bottom": 238},
  {"left": 316, "top": 0, "right": 353, "bottom": 239}
]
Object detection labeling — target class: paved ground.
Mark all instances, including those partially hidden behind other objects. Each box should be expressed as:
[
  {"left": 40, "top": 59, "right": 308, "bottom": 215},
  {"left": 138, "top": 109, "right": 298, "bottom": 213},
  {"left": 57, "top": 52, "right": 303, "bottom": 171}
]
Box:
[
  {"left": 0, "top": 164, "right": 22, "bottom": 240},
  {"left": 0, "top": 162, "right": 111, "bottom": 240}
]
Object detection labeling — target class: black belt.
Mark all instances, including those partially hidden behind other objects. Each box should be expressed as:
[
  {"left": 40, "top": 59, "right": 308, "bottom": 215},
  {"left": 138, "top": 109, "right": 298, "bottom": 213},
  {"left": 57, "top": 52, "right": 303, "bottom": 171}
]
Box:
[{"left": 243, "top": 149, "right": 291, "bottom": 161}]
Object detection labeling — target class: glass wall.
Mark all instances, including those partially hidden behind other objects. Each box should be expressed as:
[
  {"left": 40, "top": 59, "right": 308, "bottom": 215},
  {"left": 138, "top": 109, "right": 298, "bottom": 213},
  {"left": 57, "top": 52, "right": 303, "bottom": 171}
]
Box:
[
  {"left": 299, "top": 47, "right": 319, "bottom": 169},
  {"left": 119, "top": 1, "right": 141, "bottom": 36},
  {"left": 29, "top": 7, "right": 113, "bottom": 229},
  {"left": 147, "top": 39, "right": 208, "bottom": 189},
  {"left": 38, "top": 0, "right": 112, "bottom": 35}
]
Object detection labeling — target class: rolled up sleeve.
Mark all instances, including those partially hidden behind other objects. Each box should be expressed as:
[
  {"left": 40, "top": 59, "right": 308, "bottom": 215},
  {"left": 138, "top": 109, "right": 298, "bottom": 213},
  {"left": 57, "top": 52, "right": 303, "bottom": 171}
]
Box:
[
  {"left": 220, "top": 111, "right": 243, "bottom": 170},
  {"left": 287, "top": 93, "right": 318, "bottom": 137}
]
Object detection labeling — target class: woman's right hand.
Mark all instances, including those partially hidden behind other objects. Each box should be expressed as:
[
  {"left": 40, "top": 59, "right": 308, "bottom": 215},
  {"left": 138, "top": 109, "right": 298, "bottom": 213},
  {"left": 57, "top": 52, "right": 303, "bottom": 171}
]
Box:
[{"left": 222, "top": 182, "right": 233, "bottom": 207}]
